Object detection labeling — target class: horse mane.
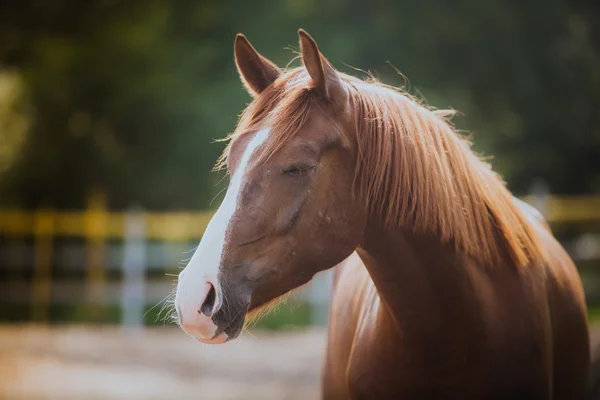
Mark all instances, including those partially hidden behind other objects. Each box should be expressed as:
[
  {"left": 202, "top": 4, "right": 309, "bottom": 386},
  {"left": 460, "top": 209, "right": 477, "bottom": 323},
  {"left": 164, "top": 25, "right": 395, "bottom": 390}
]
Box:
[{"left": 219, "top": 67, "right": 544, "bottom": 268}]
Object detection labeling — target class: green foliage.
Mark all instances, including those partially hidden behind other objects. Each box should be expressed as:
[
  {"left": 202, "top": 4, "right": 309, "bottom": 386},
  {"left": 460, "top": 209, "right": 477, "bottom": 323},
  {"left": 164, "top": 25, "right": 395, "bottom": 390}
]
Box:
[
  {"left": 248, "top": 302, "right": 313, "bottom": 330},
  {"left": 587, "top": 305, "right": 600, "bottom": 322},
  {"left": 0, "top": 0, "right": 599, "bottom": 209}
]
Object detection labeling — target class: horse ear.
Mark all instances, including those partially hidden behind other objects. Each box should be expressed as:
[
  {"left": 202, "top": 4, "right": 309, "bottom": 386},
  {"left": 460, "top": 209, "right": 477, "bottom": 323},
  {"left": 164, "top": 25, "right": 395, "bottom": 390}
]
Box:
[
  {"left": 235, "top": 34, "right": 281, "bottom": 97},
  {"left": 298, "top": 29, "right": 348, "bottom": 107}
]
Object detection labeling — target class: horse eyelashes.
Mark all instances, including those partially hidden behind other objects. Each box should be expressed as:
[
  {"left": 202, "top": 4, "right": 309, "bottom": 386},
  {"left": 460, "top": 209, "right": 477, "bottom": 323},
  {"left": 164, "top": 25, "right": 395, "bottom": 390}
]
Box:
[{"left": 282, "top": 165, "right": 315, "bottom": 176}]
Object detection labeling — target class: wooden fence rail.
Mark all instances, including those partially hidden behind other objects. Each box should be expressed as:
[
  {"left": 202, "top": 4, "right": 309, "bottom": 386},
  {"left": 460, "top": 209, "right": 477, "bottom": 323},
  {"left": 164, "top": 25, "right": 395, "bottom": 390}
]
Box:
[{"left": 1, "top": 193, "right": 600, "bottom": 326}]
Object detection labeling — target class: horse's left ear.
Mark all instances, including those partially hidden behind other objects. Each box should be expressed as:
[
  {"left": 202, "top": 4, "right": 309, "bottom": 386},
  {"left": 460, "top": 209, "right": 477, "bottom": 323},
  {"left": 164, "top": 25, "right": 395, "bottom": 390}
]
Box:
[
  {"left": 235, "top": 33, "right": 282, "bottom": 97},
  {"left": 298, "top": 29, "right": 348, "bottom": 108}
]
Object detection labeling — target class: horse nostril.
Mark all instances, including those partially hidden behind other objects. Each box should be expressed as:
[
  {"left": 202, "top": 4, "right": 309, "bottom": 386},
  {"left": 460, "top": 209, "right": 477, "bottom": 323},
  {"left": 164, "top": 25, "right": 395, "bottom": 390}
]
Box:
[{"left": 200, "top": 283, "right": 217, "bottom": 317}]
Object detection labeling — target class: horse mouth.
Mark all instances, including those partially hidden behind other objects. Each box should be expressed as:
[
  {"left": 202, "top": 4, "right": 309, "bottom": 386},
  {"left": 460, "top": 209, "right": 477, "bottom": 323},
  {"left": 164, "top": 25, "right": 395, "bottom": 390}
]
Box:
[{"left": 213, "top": 306, "right": 248, "bottom": 342}]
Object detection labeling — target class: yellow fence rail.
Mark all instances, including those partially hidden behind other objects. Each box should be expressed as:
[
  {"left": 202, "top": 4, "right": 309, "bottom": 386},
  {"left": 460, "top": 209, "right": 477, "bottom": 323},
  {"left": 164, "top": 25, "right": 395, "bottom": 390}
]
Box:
[
  {"left": 0, "top": 209, "right": 214, "bottom": 241},
  {"left": 1, "top": 195, "right": 600, "bottom": 241}
]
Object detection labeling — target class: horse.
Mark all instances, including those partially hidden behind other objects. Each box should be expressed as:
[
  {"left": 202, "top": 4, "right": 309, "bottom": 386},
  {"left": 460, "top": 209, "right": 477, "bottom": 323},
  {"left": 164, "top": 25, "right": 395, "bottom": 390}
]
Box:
[{"left": 174, "top": 30, "right": 591, "bottom": 399}]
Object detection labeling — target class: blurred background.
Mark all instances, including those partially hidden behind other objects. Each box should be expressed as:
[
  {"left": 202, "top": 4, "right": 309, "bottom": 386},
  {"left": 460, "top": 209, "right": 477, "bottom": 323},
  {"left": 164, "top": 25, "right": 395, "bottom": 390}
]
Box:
[{"left": 0, "top": 1, "right": 599, "bottom": 399}]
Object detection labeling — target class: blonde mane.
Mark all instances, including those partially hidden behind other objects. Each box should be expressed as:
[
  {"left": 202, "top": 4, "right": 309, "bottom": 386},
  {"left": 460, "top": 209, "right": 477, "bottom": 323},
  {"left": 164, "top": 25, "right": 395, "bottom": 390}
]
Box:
[{"left": 219, "top": 67, "right": 544, "bottom": 268}]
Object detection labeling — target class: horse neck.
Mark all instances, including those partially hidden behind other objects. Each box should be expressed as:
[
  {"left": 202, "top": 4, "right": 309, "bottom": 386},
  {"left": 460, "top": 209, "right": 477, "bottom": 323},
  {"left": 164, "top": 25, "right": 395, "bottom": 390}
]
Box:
[{"left": 356, "top": 220, "right": 490, "bottom": 333}]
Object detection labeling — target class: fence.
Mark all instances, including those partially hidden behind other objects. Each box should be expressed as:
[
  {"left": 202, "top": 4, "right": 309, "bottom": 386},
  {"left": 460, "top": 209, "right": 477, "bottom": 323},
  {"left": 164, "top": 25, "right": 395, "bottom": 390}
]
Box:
[
  {"left": 1, "top": 192, "right": 600, "bottom": 327},
  {"left": 0, "top": 192, "right": 337, "bottom": 327}
]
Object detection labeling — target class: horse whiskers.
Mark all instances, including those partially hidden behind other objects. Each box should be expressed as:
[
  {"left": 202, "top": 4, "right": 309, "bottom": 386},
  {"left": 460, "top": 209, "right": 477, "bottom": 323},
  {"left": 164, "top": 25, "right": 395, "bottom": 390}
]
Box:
[
  {"left": 239, "top": 329, "right": 259, "bottom": 342},
  {"left": 163, "top": 304, "right": 179, "bottom": 327},
  {"left": 144, "top": 290, "right": 176, "bottom": 321},
  {"left": 145, "top": 267, "right": 180, "bottom": 327},
  {"left": 155, "top": 292, "right": 177, "bottom": 325},
  {"left": 182, "top": 246, "right": 197, "bottom": 254}
]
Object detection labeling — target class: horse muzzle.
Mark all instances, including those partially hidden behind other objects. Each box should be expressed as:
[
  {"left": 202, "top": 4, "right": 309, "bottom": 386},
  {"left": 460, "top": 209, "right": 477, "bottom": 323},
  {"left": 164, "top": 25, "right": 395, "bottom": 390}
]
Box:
[{"left": 175, "top": 275, "right": 250, "bottom": 344}]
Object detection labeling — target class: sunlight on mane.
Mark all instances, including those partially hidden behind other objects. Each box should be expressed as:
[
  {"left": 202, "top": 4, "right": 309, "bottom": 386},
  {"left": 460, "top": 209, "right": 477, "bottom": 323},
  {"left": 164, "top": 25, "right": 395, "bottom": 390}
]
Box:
[{"left": 218, "top": 66, "right": 544, "bottom": 268}]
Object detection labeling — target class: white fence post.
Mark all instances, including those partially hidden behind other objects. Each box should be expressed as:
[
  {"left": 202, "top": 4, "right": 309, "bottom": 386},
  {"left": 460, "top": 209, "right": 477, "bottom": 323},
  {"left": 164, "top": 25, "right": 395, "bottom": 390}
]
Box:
[
  {"left": 530, "top": 178, "right": 550, "bottom": 218},
  {"left": 122, "top": 207, "right": 147, "bottom": 331}
]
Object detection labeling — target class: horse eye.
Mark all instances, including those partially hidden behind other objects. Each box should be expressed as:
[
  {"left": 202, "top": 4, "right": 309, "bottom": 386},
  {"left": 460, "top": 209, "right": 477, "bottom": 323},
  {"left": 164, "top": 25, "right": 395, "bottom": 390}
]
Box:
[{"left": 282, "top": 165, "right": 315, "bottom": 176}]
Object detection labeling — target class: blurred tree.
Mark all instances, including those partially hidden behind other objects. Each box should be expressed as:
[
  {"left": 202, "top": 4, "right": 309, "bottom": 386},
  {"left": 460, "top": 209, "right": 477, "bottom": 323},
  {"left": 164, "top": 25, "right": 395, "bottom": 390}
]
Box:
[
  {"left": 0, "top": 0, "right": 244, "bottom": 209},
  {"left": 0, "top": 0, "right": 598, "bottom": 209},
  {"left": 0, "top": 71, "right": 29, "bottom": 174}
]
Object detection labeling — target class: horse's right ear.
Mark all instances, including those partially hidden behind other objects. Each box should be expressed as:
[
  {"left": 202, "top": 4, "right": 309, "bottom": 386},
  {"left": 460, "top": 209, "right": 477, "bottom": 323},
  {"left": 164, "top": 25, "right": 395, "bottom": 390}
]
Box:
[{"left": 234, "top": 34, "right": 281, "bottom": 97}]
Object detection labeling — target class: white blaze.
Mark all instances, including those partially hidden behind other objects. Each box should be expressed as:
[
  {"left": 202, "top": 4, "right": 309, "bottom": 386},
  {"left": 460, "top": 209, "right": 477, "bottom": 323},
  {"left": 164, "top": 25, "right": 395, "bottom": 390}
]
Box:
[{"left": 176, "top": 128, "right": 270, "bottom": 330}]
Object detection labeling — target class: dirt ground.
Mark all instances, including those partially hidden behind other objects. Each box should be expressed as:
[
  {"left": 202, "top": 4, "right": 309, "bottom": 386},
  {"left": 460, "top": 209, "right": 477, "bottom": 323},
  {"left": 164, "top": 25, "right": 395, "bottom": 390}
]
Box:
[
  {"left": 2, "top": 325, "right": 600, "bottom": 400},
  {"left": 0, "top": 325, "right": 327, "bottom": 400}
]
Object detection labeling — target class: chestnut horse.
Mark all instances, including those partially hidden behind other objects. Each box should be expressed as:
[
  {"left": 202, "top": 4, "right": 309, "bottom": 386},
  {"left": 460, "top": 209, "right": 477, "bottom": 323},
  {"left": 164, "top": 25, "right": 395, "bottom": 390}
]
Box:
[{"left": 174, "top": 30, "right": 590, "bottom": 398}]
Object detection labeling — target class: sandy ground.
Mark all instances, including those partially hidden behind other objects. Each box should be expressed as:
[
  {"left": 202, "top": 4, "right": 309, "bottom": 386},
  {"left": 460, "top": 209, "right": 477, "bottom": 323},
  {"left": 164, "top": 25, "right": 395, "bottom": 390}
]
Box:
[
  {"left": 0, "top": 325, "right": 327, "bottom": 400},
  {"left": 2, "top": 325, "right": 599, "bottom": 400}
]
